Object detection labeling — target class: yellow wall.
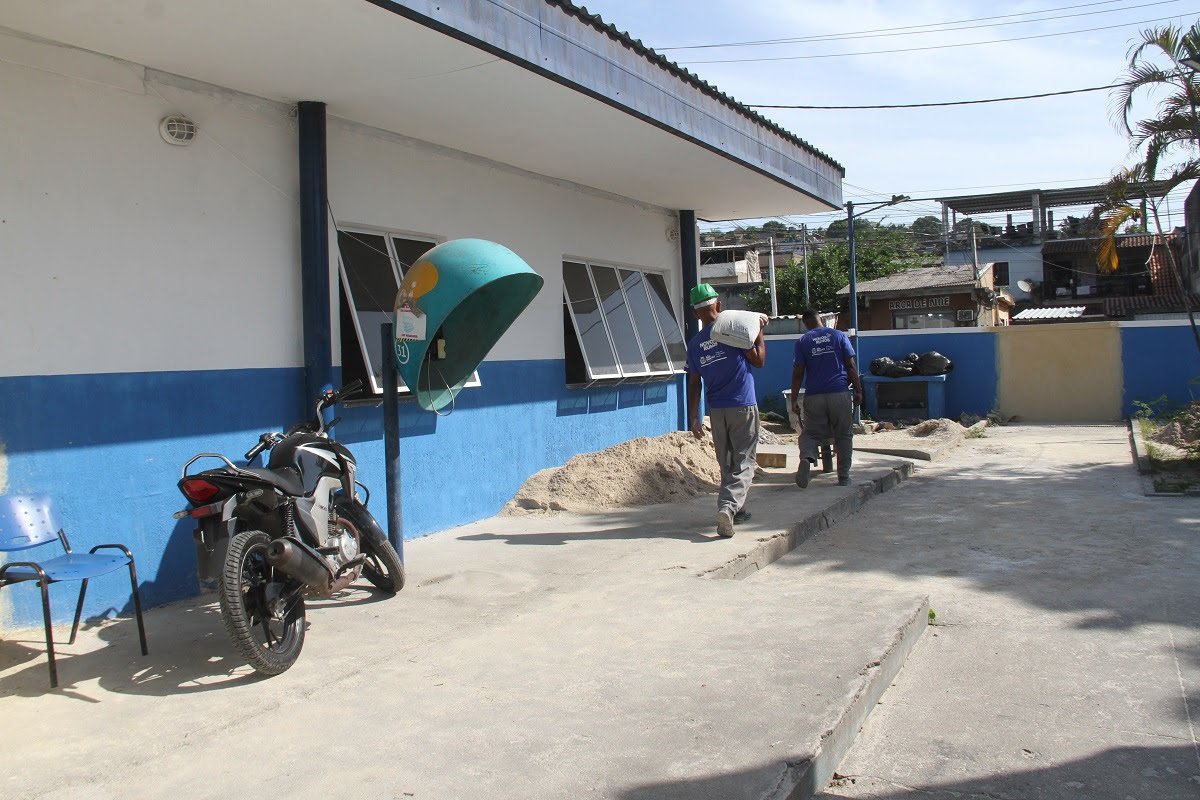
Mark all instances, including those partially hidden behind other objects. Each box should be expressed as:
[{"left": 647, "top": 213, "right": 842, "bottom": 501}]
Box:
[{"left": 997, "top": 322, "right": 1122, "bottom": 422}]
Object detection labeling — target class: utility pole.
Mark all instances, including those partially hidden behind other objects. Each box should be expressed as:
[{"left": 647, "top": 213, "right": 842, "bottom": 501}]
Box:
[
  {"left": 801, "top": 223, "right": 810, "bottom": 307},
  {"left": 768, "top": 236, "right": 778, "bottom": 316}
]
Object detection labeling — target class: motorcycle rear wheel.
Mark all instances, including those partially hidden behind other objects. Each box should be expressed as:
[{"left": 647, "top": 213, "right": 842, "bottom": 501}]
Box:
[{"left": 219, "top": 529, "right": 306, "bottom": 675}]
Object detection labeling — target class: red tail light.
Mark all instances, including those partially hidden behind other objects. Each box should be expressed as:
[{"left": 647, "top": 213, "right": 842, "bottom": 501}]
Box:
[{"left": 181, "top": 478, "right": 221, "bottom": 502}]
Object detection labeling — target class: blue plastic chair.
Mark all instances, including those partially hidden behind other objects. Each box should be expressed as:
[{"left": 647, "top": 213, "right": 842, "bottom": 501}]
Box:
[{"left": 0, "top": 495, "right": 148, "bottom": 687}]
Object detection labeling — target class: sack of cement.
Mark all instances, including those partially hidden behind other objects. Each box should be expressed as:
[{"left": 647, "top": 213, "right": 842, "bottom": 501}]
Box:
[{"left": 709, "top": 310, "right": 763, "bottom": 350}]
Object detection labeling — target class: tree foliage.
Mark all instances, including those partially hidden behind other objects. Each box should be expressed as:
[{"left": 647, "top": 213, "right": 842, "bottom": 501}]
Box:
[
  {"left": 743, "top": 224, "right": 939, "bottom": 315},
  {"left": 911, "top": 215, "right": 943, "bottom": 239},
  {"left": 1103, "top": 20, "right": 1200, "bottom": 352}
]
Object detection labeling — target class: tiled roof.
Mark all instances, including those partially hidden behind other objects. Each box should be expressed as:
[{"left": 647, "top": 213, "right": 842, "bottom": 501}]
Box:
[
  {"left": 1012, "top": 306, "right": 1086, "bottom": 320},
  {"left": 547, "top": 1, "right": 844, "bottom": 174},
  {"left": 1042, "top": 234, "right": 1174, "bottom": 255},
  {"left": 1104, "top": 293, "right": 1200, "bottom": 316},
  {"left": 836, "top": 264, "right": 979, "bottom": 295}
]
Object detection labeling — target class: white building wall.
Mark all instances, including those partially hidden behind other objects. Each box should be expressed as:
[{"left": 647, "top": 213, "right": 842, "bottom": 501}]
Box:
[
  {"left": 0, "top": 30, "right": 685, "bottom": 380},
  {"left": 0, "top": 32, "right": 302, "bottom": 378},
  {"left": 946, "top": 244, "right": 1043, "bottom": 302},
  {"left": 325, "top": 119, "right": 681, "bottom": 362}
]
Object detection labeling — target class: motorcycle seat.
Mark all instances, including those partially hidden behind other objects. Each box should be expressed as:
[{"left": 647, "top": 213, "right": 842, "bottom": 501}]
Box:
[{"left": 240, "top": 466, "right": 306, "bottom": 497}]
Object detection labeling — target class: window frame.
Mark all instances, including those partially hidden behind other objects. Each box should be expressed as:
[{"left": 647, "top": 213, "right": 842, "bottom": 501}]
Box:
[
  {"left": 562, "top": 259, "right": 686, "bottom": 387},
  {"left": 336, "top": 225, "right": 482, "bottom": 399}
]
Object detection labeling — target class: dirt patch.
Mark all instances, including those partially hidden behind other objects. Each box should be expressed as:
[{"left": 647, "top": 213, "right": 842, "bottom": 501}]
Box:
[
  {"left": 858, "top": 418, "right": 968, "bottom": 455},
  {"left": 1139, "top": 404, "right": 1200, "bottom": 492},
  {"left": 502, "top": 430, "right": 722, "bottom": 515}
]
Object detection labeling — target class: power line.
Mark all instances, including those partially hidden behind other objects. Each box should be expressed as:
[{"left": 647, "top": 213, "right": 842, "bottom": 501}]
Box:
[
  {"left": 748, "top": 81, "right": 1127, "bottom": 109},
  {"left": 657, "top": 0, "right": 1173, "bottom": 50},
  {"left": 677, "top": 12, "right": 1196, "bottom": 64}
]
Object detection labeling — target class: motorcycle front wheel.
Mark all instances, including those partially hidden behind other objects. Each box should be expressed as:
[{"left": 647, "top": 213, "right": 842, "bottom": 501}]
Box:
[
  {"left": 219, "top": 529, "right": 306, "bottom": 675},
  {"left": 336, "top": 500, "right": 405, "bottom": 594}
]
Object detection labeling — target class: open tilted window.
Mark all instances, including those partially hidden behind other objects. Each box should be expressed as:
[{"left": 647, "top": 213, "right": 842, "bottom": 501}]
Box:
[
  {"left": 562, "top": 260, "right": 686, "bottom": 385},
  {"left": 337, "top": 227, "right": 482, "bottom": 397}
]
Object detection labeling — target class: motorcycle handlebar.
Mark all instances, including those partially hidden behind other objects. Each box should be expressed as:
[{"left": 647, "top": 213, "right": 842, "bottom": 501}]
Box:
[{"left": 244, "top": 432, "right": 279, "bottom": 462}]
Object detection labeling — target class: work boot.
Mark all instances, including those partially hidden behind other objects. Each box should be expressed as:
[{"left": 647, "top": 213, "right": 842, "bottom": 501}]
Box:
[
  {"left": 733, "top": 507, "right": 752, "bottom": 524},
  {"left": 838, "top": 475, "right": 851, "bottom": 487},
  {"left": 795, "top": 458, "right": 813, "bottom": 489},
  {"left": 716, "top": 508, "right": 734, "bottom": 538}
]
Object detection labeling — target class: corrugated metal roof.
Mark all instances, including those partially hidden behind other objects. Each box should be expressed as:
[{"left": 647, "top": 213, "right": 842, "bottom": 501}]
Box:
[
  {"left": 1012, "top": 306, "right": 1087, "bottom": 320},
  {"left": 836, "top": 264, "right": 979, "bottom": 295},
  {"left": 937, "top": 181, "right": 1179, "bottom": 215}
]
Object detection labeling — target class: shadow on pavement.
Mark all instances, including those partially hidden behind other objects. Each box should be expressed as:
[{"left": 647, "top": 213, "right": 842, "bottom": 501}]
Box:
[{"left": 614, "top": 744, "right": 1200, "bottom": 799}]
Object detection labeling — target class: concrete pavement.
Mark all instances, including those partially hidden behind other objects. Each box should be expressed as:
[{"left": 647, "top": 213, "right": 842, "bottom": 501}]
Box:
[{"left": 1, "top": 425, "right": 1198, "bottom": 799}]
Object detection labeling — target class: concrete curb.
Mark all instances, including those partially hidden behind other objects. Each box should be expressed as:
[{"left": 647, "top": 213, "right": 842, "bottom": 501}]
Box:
[
  {"left": 781, "top": 596, "right": 931, "bottom": 800},
  {"left": 704, "top": 462, "right": 915, "bottom": 580}
]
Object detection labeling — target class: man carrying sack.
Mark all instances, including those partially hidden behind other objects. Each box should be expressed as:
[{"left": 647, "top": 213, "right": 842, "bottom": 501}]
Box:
[{"left": 685, "top": 284, "right": 767, "bottom": 538}]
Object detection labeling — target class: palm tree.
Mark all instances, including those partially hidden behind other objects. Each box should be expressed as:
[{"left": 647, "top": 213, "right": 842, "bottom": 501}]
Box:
[{"left": 1103, "top": 21, "right": 1200, "bottom": 352}]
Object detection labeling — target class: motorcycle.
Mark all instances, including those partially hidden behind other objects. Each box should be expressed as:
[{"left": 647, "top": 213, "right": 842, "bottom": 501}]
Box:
[{"left": 173, "top": 380, "right": 404, "bottom": 675}]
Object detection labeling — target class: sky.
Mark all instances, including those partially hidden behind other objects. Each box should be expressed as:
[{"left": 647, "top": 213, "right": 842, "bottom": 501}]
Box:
[{"left": 575, "top": 0, "right": 1200, "bottom": 232}]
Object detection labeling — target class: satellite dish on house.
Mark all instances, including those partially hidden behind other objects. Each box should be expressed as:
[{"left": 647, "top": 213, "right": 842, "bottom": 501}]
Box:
[{"left": 1017, "top": 279, "right": 1035, "bottom": 293}]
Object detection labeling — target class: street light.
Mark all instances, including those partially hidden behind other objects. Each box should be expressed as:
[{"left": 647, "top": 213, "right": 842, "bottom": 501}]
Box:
[
  {"left": 847, "top": 194, "right": 910, "bottom": 350},
  {"left": 847, "top": 194, "right": 909, "bottom": 423}
]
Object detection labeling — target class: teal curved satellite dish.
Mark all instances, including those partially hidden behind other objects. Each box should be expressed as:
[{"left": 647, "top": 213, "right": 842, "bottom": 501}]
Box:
[{"left": 392, "top": 239, "right": 544, "bottom": 411}]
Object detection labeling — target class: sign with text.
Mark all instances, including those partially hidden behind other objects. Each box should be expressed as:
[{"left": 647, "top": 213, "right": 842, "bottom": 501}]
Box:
[{"left": 888, "top": 296, "right": 952, "bottom": 311}]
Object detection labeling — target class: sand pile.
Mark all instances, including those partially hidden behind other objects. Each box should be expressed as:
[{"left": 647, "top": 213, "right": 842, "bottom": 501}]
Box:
[
  {"left": 503, "top": 431, "right": 722, "bottom": 515},
  {"left": 1149, "top": 403, "right": 1200, "bottom": 449},
  {"left": 857, "top": 418, "right": 969, "bottom": 457}
]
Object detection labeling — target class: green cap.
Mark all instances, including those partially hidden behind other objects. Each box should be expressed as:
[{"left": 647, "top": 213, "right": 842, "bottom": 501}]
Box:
[{"left": 690, "top": 283, "right": 719, "bottom": 308}]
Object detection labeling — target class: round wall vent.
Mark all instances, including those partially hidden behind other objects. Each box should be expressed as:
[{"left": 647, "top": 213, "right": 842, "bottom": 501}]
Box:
[
  {"left": 159, "top": 115, "right": 197, "bottom": 146},
  {"left": 666, "top": 227, "right": 680, "bottom": 243}
]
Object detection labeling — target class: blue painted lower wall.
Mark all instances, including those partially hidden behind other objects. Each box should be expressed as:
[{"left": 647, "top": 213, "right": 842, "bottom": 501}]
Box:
[
  {"left": 0, "top": 361, "right": 681, "bottom": 628},
  {"left": 1120, "top": 325, "right": 1200, "bottom": 416}
]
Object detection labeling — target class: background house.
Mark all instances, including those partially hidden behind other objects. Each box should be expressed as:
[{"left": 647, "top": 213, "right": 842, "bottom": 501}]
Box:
[
  {"left": 0, "top": 0, "right": 844, "bottom": 626},
  {"left": 835, "top": 263, "right": 1012, "bottom": 331}
]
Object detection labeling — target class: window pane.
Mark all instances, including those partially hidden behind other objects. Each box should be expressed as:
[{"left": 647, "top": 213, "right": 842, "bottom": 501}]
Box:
[
  {"left": 592, "top": 265, "right": 647, "bottom": 374},
  {"left": 390, "top": 236, "right": 435, "bottom": 276},
  {"left": 339, "top": 231, "right": 396, "bottom": 312},
  {"left": 643, "top": 273, "right": 687, "bottom": 370},
  {"left": 563, "top": 261, "right": 620, "bottom": 378},
  {"left": 620, "top": 269, "right": 671, "bottom": 373},
  {"left": 338, "top": 231, "right": 399, "bottom": 392}
]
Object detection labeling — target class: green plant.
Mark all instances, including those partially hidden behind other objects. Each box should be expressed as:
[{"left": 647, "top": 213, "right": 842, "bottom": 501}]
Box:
[
  {"left": 928, "top": 607, "right": 937, "bottom": 622},
  {"left": 1132, "top": 394, "right": 1177, "bottom": 421},
  {"left": 964, "top": 426, "right": 987, "bottom": 439}
]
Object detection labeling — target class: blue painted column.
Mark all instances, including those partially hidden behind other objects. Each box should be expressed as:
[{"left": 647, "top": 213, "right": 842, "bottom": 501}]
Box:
[
  {"left": 679, "top": 210, "right": 699, "bottom": 431},
  {"left": 298, "top": 101, "right": 333, "bottom": 406}
]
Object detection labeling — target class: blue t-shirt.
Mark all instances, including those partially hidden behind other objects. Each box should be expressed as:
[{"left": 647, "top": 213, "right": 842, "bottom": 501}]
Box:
[
  {"left": 794, "top": 327, "right": 856, "bottom": 395},
  {"left": 686, "top": 326, "right": 756, "bottom": 408}
]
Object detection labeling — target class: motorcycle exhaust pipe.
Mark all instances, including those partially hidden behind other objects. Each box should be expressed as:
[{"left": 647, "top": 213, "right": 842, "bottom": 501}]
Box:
[{"left": 265, "top": 539, "right": 333, "bottom": 597}]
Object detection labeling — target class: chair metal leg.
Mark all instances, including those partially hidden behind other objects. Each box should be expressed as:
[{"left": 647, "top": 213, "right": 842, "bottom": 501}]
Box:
[
  {"left": 37, "top": 578, "right": 59, "bottom": 689},
  {"left": 126, "top": 558, "right": 148, "bottom": 656},
  {"left": 69, "top": 578, "right": 89, "bottom": 645}
]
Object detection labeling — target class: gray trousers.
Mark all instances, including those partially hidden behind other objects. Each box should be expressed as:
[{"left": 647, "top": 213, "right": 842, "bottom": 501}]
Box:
[
  {"left": 710, "top": 405, "right": 759, "bottom": 515},
  {"left": 800, "top": 391, "right": 854, "bottom": 478}
]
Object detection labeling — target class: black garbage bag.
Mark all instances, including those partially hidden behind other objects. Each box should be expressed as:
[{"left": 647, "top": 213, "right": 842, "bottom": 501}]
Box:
[
  {"left": 870, "top": 356, "right": 895, "bottom": 376},
  {"left": 904, "top": 353, "right": 919, "bottom": 363},
  {"left": 883, "top": 360, "right": 916, "bottom": 378},
  {"left": 915, "top": 351, "right": 954, "bottom": 375}
]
